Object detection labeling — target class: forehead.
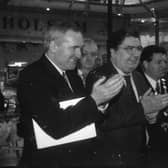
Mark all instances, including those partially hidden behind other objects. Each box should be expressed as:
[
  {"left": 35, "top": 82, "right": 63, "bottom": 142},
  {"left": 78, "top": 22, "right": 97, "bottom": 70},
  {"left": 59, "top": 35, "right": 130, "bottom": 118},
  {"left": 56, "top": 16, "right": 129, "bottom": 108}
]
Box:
[
  {"left": 121, "top": 36, "right": 141, "bottom": 46},
  {"left": 152, "top": 53, "right": 168, "bottom": 61},
  {"left": 63, "top": 30, "right": 83, "bottom": 46}
]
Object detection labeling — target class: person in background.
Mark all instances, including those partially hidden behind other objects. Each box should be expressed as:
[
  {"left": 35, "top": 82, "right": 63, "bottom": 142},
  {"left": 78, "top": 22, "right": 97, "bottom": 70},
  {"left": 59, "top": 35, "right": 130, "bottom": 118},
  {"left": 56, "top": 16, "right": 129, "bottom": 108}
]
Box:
[
  {"left": 86, "top": 28, "right": 168, "bottom": 168},
  {"left": 139, "top": 45, "right": 168, "bottom": 166},
  {"left": 77, "top": 38, "right": 99, "bottom": 86},
  {"left": 17, "top": 25, "right": 124, "bottom": 168}
]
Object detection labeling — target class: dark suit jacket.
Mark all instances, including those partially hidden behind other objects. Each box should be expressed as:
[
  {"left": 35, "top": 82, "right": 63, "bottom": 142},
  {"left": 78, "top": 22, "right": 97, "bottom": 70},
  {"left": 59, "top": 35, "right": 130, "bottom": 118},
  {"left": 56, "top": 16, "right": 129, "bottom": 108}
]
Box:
[
  {"left": 86, "top": 62, "right": 149, "bottom": 166},
  {"left": 0, "top": 90, "right": 4, "bottom": 111},
  {"left": 17, "top": 55, "right": 102, "bottom": 168}
]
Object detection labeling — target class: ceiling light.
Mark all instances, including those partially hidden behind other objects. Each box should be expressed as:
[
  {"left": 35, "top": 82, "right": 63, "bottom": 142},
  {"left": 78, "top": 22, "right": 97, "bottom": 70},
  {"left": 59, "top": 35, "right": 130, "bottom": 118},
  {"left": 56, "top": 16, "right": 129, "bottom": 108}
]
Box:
[
  {"left": 46, "top": 8, "right": 50, "bottom": 11},
  {"left": 117, "top": 13, "right": 122, "bottom": 16},
  {"left": 141, "top": 19, "right": 145, "bottom": 23},
  {"left": 8, "top": 62, "right": 27, "bottom": 67}
]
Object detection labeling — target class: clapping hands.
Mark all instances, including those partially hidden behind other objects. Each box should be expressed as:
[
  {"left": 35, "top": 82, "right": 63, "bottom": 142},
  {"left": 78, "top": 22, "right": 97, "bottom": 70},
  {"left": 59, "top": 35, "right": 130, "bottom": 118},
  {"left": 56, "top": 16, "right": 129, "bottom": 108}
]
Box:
[
  {"left": 141, "top": 88, "right": 168, "bottom": 124},
  {"left": 91, "top": 74, "right": 124, "bottom": 106}
]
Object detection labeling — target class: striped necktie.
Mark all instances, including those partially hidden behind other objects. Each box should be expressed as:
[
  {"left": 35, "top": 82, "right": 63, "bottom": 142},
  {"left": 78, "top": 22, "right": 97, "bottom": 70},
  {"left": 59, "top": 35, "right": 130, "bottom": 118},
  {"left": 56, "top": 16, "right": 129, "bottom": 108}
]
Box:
[{"left": 63, "top": 72, "right": 73, "bottom": 92}]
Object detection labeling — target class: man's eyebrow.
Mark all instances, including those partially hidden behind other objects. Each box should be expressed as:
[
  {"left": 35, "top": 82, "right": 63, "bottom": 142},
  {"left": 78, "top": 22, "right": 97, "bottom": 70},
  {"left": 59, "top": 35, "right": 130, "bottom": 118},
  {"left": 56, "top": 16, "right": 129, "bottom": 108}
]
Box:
[{"left": 73, "top": 45, "right": 81, "bottom": 48}]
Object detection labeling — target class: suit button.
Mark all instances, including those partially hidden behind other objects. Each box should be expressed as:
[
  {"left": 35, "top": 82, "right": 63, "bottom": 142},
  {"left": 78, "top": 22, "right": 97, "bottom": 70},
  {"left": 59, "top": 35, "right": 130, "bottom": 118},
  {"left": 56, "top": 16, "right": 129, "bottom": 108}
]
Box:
[
  {"left": 68, "top": 149, "right": 72, "bottom": 153},
  {"left": 93, "top": 151, "right": 97, "bottom": 155}
]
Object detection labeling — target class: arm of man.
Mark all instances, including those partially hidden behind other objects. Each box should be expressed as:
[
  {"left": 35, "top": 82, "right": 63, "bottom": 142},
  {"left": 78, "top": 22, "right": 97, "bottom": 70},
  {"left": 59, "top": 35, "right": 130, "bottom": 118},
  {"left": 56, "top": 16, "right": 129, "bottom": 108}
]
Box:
[
  {"left": 86, "top": 70, "right": 146, "bottom": 129},
  {"left": 17, "top": 79, "right": 99, "bottom": 139},
  {"left": 141, "top": 89, "right": 168, "bottom": 124},
  {"left": 17, "top": 71, "right": 124, "bottom": 139}
]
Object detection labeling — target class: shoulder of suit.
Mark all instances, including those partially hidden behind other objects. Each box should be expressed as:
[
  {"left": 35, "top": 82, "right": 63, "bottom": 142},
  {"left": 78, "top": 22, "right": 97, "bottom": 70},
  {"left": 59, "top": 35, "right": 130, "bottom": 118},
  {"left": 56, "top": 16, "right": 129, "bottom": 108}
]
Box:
[
  {"left": 91, "top": 63, "right": 112, "bottom": 75},
  {"left": 133, "top": 70, "right": 143, "bottom": 78},
  {"left": 19, "top": 59, "right": 44, "bottom": 81},
  {"left": 132, "top": 70, "right": 145, "bottom": 83},
  {"left": 133, "top": 70, "right": 150, "bottom": 88}
]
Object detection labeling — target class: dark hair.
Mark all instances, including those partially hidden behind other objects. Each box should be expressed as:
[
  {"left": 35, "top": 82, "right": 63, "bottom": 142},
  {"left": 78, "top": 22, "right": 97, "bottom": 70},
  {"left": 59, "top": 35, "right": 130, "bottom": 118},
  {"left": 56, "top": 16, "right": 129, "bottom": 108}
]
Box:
[
  {"left": 140, "top": 45, "right": 167, "bottom": 63},
  {"left": 110, "top": 27, "right": 140, "bottom": 50}
]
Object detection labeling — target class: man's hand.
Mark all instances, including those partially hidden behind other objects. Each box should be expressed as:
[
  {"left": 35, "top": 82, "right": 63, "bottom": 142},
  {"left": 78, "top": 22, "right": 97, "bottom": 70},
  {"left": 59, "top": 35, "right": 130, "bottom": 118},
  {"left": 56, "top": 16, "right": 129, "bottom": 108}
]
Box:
[
  {"left": 91, "top": 74, "right": 124, "bottom": 106},
  {"left": 145, "top": 110, "right": 158, "bottom": 124},
  {"left": 141, "top": 89, "right": 168, "bottom": 124}
]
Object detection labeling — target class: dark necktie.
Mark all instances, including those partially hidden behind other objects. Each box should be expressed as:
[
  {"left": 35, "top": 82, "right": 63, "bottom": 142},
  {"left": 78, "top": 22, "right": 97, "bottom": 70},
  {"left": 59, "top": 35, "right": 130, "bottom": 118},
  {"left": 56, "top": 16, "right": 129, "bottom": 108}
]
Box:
[
  {"left": 80, "top": 73, "right": 86, "bottom": 86},
  {"left": 63, "top": 72, "right": 73, "bottom": 92},
  {"left": 124, "top": 75, "right": 134, "bottom": 96}
]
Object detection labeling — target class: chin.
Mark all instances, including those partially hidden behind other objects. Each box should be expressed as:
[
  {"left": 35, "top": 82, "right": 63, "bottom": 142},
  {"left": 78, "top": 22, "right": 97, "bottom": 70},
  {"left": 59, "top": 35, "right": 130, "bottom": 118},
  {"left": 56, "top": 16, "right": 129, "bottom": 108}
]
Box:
[{"left": 126, "top": 66, "right": 136, "bottom": 73}]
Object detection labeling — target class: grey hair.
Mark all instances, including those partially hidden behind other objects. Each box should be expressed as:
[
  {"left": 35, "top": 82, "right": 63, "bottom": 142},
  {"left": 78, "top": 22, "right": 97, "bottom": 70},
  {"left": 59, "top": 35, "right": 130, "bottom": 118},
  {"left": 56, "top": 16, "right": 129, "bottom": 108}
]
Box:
[{"left": 43, "top": 25, "right": 81, "bottom": 49}]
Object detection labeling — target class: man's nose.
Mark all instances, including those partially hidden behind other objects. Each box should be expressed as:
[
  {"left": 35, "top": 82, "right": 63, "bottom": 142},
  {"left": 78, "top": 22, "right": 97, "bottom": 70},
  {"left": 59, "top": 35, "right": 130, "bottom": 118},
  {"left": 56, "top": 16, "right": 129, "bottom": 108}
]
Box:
[{"left": 132, "top": 48, "right": 141, "bottom": 57}]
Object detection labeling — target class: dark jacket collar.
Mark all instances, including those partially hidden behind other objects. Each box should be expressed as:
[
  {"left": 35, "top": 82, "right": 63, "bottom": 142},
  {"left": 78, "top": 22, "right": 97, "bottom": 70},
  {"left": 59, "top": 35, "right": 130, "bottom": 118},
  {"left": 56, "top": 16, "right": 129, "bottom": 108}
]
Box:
[{"left": 39, "top": 54, "right": 62, "bottom": 78}]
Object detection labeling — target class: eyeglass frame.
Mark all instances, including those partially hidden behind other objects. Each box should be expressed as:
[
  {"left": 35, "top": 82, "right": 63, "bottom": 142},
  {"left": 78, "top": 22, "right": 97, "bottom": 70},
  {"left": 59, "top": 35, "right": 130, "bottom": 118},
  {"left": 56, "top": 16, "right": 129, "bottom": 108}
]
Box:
[
  {"left": 80, "top": 47, "right": 98, "bottom": 58},
  {"left": 119, "top": 45, "right": 143, "bottom": 53}
]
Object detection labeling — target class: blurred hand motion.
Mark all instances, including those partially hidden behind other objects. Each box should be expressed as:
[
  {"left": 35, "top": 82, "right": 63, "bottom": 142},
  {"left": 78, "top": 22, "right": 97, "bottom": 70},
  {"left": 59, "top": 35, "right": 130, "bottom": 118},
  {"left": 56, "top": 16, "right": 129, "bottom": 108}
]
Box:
[
  {"left": 141, "top": 88, "right": 168, "bottom": 124},
  {"left": 91, "top": 74, "right": 124, "bottom": 106}
]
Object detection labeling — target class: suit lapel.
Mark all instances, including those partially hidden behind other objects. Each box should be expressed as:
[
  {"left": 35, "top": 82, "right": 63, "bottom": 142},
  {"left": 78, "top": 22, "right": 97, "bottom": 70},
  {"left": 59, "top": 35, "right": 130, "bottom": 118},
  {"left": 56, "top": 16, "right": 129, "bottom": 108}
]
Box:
[
  {"left": 132, "top": 71, "right": 150, "bottom": 97},
  {"left": 40, "top": 55, "right": 74, "bottom": 98},
  {"left": 67, "top": 70, "right": 86, "bottom": 96},
  {"left": 40, "top": 55, "right": 85, "bottom": 99}
]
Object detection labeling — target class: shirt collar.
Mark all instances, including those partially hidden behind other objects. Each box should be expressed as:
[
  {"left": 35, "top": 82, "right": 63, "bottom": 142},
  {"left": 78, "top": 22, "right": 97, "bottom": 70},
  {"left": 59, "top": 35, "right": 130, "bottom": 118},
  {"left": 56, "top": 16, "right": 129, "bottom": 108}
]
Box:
[
  {"left": 77, "top": 69, "right": 83, "bottom": 76},
  {"left": 113, "top": 63, "right": 132, "bottom": 77},
  {"left": 144, "top": 73, "right": 157, "bottom": 89}
]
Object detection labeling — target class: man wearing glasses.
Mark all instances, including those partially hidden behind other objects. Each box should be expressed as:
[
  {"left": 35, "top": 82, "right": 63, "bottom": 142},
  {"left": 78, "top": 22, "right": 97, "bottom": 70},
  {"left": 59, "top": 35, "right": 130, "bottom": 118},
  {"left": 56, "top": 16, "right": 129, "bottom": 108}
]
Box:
[
  {"left": 77, "top": 38, "right": 99, "bottom": 86},
  {"left": 86, "top": 28, "right": 168, "bottom": 168}
]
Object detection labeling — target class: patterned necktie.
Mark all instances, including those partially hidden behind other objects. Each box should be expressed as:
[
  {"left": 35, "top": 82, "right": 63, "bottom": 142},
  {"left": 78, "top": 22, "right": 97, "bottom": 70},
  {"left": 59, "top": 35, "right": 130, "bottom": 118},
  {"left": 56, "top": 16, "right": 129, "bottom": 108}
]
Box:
[
  {"left": 63, "top": 72, "right": 73, "bottom": 92},
  {"left": 80, "top": 73, "right": 86, "bottom": 86}
]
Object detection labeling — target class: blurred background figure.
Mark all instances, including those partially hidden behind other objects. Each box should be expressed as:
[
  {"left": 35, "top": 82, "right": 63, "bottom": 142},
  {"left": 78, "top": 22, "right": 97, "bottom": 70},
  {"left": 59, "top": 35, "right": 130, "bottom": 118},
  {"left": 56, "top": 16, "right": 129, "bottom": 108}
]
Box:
[
  {"left": 140, "top": 45, "right": 168, "bottom": 87},
  {"left": 139, "top": 45, "right": 168, "bottom": 156},
  {"left": 77, "top": 38, "right": 99, "bottom": 86}
]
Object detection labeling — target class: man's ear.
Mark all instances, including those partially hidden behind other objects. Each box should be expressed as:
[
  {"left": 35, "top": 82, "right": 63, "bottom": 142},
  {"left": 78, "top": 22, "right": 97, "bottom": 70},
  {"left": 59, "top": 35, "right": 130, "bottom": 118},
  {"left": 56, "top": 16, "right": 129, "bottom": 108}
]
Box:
[
  {"left": 110, "top": 48, "right": 116, "bottom": 59},
  {"left": 143, "top": 61, "right": 148, "bottom": 70},
  {"left": 49, "top": 41, "right": 58, "bottom": 52}
]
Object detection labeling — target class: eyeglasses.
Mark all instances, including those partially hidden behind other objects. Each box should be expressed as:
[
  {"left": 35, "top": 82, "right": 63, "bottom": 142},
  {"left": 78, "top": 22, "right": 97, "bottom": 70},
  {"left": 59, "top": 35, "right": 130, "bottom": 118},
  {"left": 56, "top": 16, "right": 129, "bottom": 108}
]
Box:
[
  {"left": 119, "top": 46, "right": 143, "bottom": 53},
  {"left": 81, "top": 49, "right": 98, "bottom": 58}
]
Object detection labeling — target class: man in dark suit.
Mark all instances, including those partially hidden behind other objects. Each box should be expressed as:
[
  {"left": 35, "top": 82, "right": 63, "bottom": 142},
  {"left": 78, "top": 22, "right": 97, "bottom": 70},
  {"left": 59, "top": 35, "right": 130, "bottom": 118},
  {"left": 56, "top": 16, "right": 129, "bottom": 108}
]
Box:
[
  {"left": 139, "top": 45, "right": 168, "bottom": 166},
  {"left": 86, "top": 28, "right": 168, "bottom": 168},
  {"left": 17, "top": 25, "right": 124, "bottom": 168}
]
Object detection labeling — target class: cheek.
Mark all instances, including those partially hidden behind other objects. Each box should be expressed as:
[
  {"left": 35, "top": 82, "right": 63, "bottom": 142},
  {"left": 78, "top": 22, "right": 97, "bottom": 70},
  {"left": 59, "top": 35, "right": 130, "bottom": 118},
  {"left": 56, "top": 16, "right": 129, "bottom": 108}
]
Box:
[
  {"left": 81, "top": 57, "right": 87, "bottom": 64},
  {"left": 151, "top": 65, "right": 159, "bottom": 74},
  {"left": 89, "top": 58, "right": 96, "bottom": 64},
  {"left": 122, "top": 57, "right": 129, "bottom": 66},
  {"left": 153, "top": 64, "right": 160, "bottom": 70},
  {"left": 63, "top": 46, "right": 74, "bottom": 57},
  {"left": 63, "top": 49, "right": 70, "bottom": 56},
  {"left": 58, "top": 48, "right": 66, "bottom": 58}
]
